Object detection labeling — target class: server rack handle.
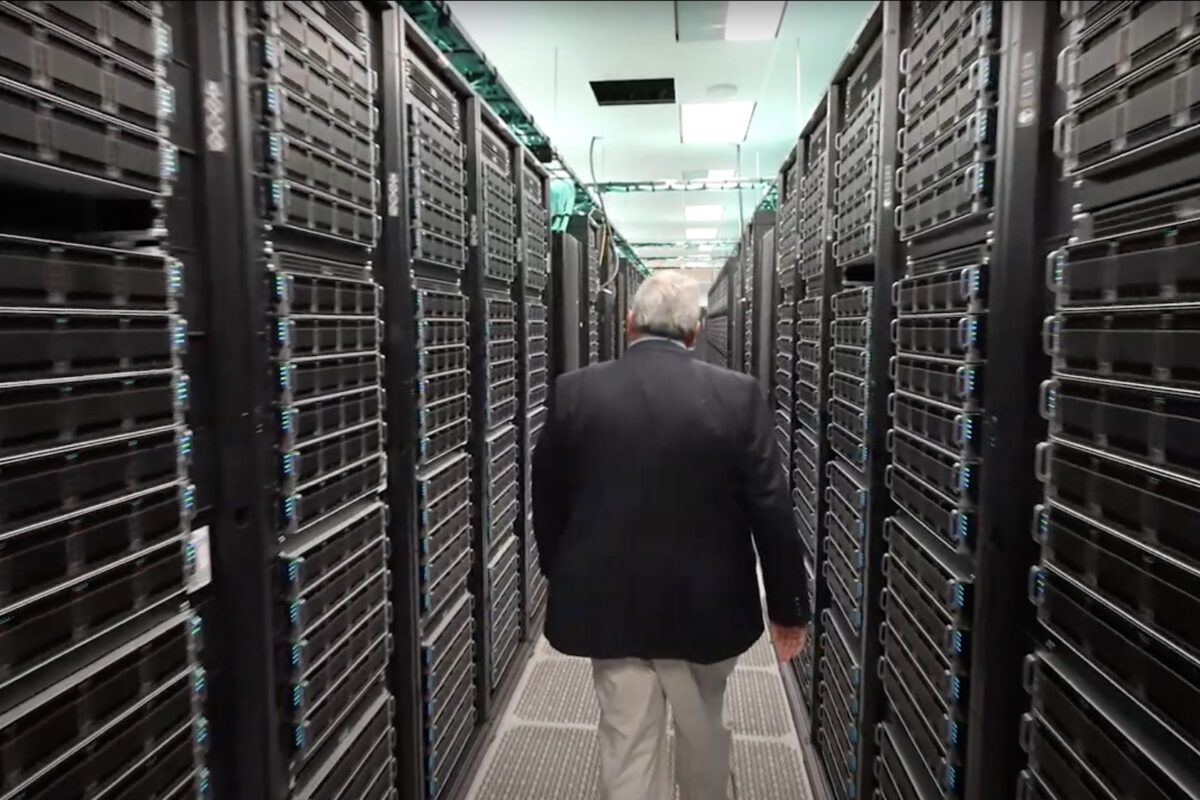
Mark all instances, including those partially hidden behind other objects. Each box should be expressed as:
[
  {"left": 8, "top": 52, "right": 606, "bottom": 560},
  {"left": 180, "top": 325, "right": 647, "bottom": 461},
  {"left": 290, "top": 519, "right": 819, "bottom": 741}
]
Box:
[
  {"left": 1045, "top": 248, "right": 1063, "bottom": 293},
  {"left": 898, "top": 45, "right": 909, "bottom": 76},
  {"left": 894, "top": 166, "right": 906, "bottom": 202},
  {"left": 889, "top": 317, "right": 899, "bottom": 344},
  {"left": 1034, "top": 441, "right": 1052, "bottom": 483},
  {"left": 1041, "top": 315, "right": 1059, "bottom": 357},
  {"left": 1032, "top": 504, "right": 1047, "bottom": 544},
  {"left": 953, "top": 413, "right": 969, "bottom": 447},
  {"left": 885, "top": 428, "right": 895, "bottom": 454},
  {"left": 1038, "top": 379, "right": 1057, "bottom": 421},
  {"left": 886, "top": 392, "right": 897, "bottom": 419},
  {"left": 1016, "top": 770, "right": 1035, "bottom": 800},
  {"left": 1022, "top": 653, "right": 1039, "bottom": 695},
  {"left": 1055, "top": 44, "right": 1079, "bottom": 92},
  {"left": 1051, "top": 115, "right": 1071, "bottom": 159},
  {"left": 884, "top": 464, "right": 895, "bottom": 490},
  {"left": 896, "top": 126, "right": 907, "bottom": 158},
  {"left": 891, "top": 277, "right": 901, "bottom": 307},
  {"left": 1018, "top": 713, "right": 1036, "bottom": 759},
  {"left": 1026, "top": 567, "right": 1045, "bottom": 608},
  {"left": 893, "top": 203, "right": 905, "bottom": 234},
  {"left": 888, "top": 355, "right": 898, "bottom": 381}
]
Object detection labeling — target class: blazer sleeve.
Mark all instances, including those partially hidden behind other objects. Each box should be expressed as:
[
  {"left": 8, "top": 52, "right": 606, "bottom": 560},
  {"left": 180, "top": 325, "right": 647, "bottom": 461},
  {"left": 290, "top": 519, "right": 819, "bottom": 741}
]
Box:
[
  {"left": 736, "top": 377, "right": 812, "bottom": 628},
  {"left": 532, "top": 375, "right": 570, "bottom": 575}
]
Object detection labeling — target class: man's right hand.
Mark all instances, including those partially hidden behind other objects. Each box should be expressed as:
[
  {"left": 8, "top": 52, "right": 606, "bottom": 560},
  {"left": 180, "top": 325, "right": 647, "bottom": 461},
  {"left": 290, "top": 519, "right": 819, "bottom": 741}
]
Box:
[{"left": 769, "top": 622, "right": 809, "bottom": 662}]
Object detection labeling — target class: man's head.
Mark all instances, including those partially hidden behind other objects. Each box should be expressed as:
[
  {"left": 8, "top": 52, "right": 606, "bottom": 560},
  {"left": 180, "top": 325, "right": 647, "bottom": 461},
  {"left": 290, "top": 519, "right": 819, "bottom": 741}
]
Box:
[{"left": 626, "top": 270, "right": 702, "bottom": 347}]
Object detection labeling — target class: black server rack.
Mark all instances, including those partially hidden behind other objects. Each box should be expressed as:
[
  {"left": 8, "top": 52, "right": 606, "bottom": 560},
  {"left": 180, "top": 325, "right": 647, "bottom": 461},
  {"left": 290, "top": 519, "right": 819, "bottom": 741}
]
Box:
[
  {"left": 466, "top": 100, "right": 522, "bottom": 703},
  {"left": 567, "top": 214, "right": 602, "bottom": 366},
  {"left": 775, "top": 150, "right": 800, "bottom": 480},
  {"left": 794, "top": 101, "right": 839, "bottom": 731},
  {"left": 517, "top": 153, "right": 550, "bottom": 632},
  {"left": 550, "top": 232, "right": 583, "bottom": 376},
  {"left": 705, "top": 266, "right": 732, "bottom": 367},
  {"left": 741, "top": 238, "right": 755, "bottom": 375},
  {"left": 0, "top": 3, "right": 208, "bottom": 800},
  {"left": 753, "top": 210, "right": 778, "bottom": 388},
  {"left": 1021, "top": 3, "right": 1200, "bottom": 800},
  {"left": 880, "top": 3, "right": 1055, "bottom": 800},
  {"left": 246, "top": 3, "right": 395, "bottom": 799},
  {"left": 380, "top": 16, "right": 478, "bottom": 800},
  {"left": 812, "top": 8, "right": 902, "bottom": 800}
]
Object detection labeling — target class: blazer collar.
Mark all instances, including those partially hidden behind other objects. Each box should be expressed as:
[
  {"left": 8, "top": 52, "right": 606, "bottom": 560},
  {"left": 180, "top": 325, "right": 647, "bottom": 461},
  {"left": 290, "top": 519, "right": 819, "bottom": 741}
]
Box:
[{"left": 624, "top": 337, "right": 693, "bottom": 358}]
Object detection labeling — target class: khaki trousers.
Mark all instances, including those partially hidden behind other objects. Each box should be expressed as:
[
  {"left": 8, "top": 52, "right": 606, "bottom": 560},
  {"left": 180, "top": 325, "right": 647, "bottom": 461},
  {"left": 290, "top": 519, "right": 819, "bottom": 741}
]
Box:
[{"left": 591, "top": 657, "right": 739, "bottom": 800}]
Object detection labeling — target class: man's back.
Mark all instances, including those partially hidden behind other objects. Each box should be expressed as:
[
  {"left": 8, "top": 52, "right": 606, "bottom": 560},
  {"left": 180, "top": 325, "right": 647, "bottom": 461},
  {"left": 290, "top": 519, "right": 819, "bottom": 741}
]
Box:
[{"left": 532, "top": 338, "right": 808, "bottom": 664}]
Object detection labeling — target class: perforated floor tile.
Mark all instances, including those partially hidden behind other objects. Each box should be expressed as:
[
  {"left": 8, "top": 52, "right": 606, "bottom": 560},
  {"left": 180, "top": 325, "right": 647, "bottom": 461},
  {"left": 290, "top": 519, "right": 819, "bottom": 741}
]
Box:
[
  {"left": 732, "top": 739, "right": 809, "bottom": 799},
  {"left": 473, "top": 726, "right": 601, "bottom": 800},
  {"left": 468, "top": 637, "right": 808, "bottom": 800},
  {"left": 738, "top": 635, "right": 778, "bottom": 669},
  {"left": 726, "top": 670, "right": 793, "bottom": 737},
  {"left": 513, "top": 658, "right": 599, "bottom": 726}
]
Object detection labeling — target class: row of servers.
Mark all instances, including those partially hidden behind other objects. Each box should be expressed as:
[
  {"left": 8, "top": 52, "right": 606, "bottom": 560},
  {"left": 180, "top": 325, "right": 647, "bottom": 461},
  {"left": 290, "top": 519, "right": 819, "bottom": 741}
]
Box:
[
  {"left": 0, "top": 2, "right": 206, "bottom": 800},
  {"left": 0, "top": 2, "right": 632, "bottom": 799},
  {"left": 704, "top": 2, "right": 1200, "bottom": 800}
]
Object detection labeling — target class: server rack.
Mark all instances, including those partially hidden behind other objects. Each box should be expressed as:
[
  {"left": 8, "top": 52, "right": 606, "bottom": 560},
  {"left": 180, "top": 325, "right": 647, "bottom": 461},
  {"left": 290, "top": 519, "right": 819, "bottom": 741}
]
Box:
[
  {"left": 0, "top": 3, "right": 207, "bottom": 800},
  {"left": 775, "top": 148, "right": 801, "bottom": 481},
  {"left": 245, "top": 3, "right": 396, "bottom": 799},
  {"left": 808, "top": 8, "right": 902, "bottom": 800},
  {"left": 752, "top": 210, "right": 778, "bottom": 389},
  {"left": 380, "top": 14, "right": 479, "bottom": 800},
  {"left": 550, "top": 232, "right": 583, "bottom": 376},
  {"left": 465, "top": 99, "right": 522, "bottom": 708},
  {"left": 1021, "top": 3, "right": 1200, "bottom": 800},
  {"left": 567, "top": 214, "right": 602, "bottom": 366},
  {"left": 790, "top": 95, "right": 841, "bottom": 754},
  {"left": 705, "top": 264, "right": 732, "bottom": 367},
  {"left": 516, "top": 152, "right": 550, "bottom": 634},
  {"left": 877, "top": 3, "right": 1056, "bottom": 800}
]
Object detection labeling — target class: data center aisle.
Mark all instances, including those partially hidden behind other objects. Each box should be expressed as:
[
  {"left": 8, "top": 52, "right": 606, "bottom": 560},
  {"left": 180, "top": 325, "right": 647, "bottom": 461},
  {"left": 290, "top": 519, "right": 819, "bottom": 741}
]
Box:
[{"left": 465, "top": 635, "right": 811, "bottom": 800}]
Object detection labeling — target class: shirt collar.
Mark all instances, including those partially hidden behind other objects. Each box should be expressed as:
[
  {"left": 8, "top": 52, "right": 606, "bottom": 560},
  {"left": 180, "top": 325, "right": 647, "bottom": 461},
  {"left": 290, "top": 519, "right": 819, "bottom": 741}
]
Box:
[{"left": 629, "top": 334, "right": 688, "bottom": 349}]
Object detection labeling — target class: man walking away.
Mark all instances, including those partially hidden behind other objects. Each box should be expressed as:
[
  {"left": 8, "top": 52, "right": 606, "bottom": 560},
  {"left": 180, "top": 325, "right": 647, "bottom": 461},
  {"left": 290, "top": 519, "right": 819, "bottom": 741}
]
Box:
[{"left": 532, "top": 270, "right": 810, "bottom": 800}]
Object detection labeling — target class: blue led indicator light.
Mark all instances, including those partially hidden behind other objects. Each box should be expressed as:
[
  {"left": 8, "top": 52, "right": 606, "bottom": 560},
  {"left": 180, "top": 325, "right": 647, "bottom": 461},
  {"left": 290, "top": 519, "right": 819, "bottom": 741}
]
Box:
[
  {"left": 949, "top": 720, "right": 959, "bottom": 745},
  {"left": 291, "top": 643, "right": 300, "bottom": 666},
  {"left": 292, "top": 685, "right": 301, "bottom": 707},
  {"left": 951, "top": 675, "right": 961, "bottom": 701},
  {"left": 954, "top": 630, "right": 964, "bottom": 653}
]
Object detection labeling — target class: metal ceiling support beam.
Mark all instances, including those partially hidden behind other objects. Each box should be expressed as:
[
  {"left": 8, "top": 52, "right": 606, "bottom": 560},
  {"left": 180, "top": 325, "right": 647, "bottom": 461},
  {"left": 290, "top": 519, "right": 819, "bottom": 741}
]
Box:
[
  {"left": 397, "top": 0, "right": 651, "bottom": 275},
  {"left": 589, "top": 179, "right": 774, "bottom": 193},
  {"left": 629, "top": 240, "right": 739, "bottom": 250}
]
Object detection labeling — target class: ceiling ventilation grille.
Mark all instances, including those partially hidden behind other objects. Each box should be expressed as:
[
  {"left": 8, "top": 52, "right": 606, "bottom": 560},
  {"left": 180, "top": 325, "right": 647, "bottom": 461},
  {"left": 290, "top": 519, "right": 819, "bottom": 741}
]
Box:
[{"left": 589, "top": 78, "right": 677, "bottom": 106}]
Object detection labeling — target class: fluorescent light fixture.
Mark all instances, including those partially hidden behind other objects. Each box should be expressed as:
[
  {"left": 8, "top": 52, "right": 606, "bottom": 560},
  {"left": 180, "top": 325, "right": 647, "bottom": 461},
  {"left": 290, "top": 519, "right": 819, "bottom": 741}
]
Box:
[
  {"left": 685, "top": 205, "right": 724, "bottom": 222},
  {"left": 680, "top": 102, "right": 756, "bottom": 144},
  {"left": 698, "top": 243, "right": 716, "bottom": 252},
  {"left": 707, "top": 169, "right": 735, "bottom": 180},
  {"left": 686, "top": 227, "right": 718, "bottom": 240},
  {"left": 725, "top": 0, "right": 786, "bottom": 41}
]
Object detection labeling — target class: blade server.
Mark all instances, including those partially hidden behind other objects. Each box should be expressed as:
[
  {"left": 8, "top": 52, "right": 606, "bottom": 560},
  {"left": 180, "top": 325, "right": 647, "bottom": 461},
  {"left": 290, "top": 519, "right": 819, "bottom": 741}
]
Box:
[
  {"left": 1022, "top": 3, "right": 1200, "bottom": 799},
  {"left": 0, "top": 2, "right": 206, "bottom": 799}
]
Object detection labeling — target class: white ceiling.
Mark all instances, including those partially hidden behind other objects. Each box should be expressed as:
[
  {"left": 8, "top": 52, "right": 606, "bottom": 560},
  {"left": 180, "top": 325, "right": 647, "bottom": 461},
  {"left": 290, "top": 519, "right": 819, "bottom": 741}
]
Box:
[{"left": 446, "top": 0, "right": 873, "bottom": 270}]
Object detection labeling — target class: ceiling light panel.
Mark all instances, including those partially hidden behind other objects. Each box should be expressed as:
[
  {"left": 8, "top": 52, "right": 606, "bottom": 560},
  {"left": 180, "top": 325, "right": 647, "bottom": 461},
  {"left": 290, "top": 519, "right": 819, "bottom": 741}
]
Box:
[
  {"left": 724, "top": 0, "right": 786, "bottom": 41},
  {"left": 686, "top": 227, "right": 718, "bottom": 240},
  {"left": 679, "top": 101, "right": 756, "bottom": 144},
  {"left": 684, "top": 205, "right": 724, "bottom": 222},
  {"left": 707, "top": 169, "right": 735, "bottom": 180}
]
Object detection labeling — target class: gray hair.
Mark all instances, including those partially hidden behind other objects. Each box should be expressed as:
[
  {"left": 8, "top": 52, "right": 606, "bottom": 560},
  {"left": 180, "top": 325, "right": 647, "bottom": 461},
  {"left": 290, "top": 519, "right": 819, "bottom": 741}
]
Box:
[{"left": 631, "top": 270, "right": 701, "bottom": 341}]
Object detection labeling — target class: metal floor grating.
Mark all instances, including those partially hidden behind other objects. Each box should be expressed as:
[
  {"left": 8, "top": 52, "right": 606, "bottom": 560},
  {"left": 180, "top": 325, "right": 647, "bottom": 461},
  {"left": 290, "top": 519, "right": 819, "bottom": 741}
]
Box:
[{"left": 466, "top": 635, "right": 811, "bottom": 800}]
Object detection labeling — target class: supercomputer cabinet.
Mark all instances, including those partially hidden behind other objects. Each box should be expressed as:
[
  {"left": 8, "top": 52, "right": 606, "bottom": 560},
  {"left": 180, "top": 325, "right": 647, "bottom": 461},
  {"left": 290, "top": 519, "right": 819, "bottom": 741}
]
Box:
[
  {"left": 515, "top": 152, "right": 550, "bottom": 635},
  {"left": 0, "top": 3, "right": 206, "bottom": 799},
  {"left": 1021, "top": 4, "right": 1200, "bottom": 800},
  {"left": 566, "top": 213, "right": 603, "bottom": 366},
  {"left": 550, "top": 231, "right": 584, "bottom": 377}
]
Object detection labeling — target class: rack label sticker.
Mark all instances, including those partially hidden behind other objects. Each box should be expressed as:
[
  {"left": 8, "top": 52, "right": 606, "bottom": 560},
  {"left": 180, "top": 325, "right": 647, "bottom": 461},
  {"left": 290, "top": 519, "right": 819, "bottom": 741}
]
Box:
[
  {"left": 188, "top": 526, "right": 213, "bottom": 592},
  {"left": 387, "top": 172, "right": 400, "bottom": 217},
  {"left": 204, "top": 81, "right": 227, "bottom": 152}
]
